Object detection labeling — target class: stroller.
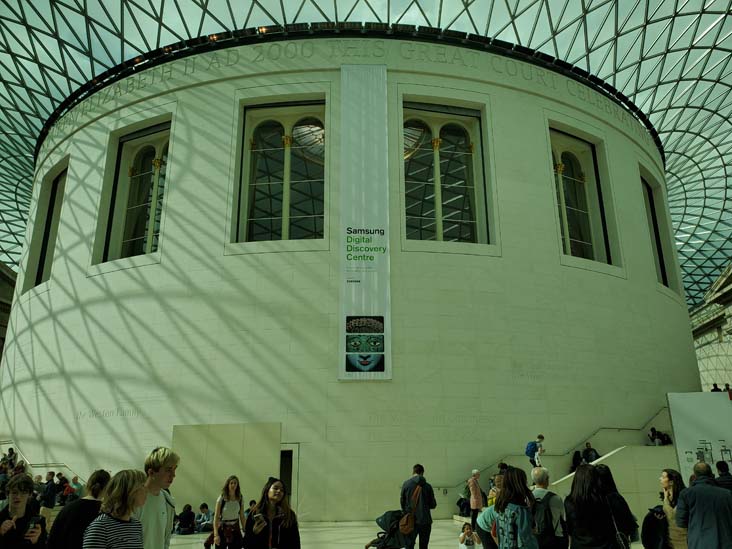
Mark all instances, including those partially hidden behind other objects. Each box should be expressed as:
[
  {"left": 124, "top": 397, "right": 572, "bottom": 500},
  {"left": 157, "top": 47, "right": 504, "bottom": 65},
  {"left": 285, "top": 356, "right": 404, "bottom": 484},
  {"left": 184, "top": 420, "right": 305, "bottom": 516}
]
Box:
[{"left": 365, "top": 509, "right": 411, "bottom": 549}]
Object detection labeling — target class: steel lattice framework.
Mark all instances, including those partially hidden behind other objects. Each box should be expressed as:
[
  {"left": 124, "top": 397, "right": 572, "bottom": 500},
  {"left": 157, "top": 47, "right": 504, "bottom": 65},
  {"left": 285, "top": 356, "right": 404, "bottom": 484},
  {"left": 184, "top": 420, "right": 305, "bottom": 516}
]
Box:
[{"left": 0, "top": 0, "right": 730, "bottom": 305}]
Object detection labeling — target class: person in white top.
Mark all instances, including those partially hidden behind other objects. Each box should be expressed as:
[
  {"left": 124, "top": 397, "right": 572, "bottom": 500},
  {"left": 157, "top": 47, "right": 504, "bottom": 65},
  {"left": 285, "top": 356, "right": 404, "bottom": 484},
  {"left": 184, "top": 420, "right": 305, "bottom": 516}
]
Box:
[
  {"left": 458, "top": 522, "right": 482, "bottom": 548},
  {"left": 213, "top": 475, "right": 246, "bottom": 549},
  {"left": 134, "top": 447, "right": 179, "bottom": 549}
]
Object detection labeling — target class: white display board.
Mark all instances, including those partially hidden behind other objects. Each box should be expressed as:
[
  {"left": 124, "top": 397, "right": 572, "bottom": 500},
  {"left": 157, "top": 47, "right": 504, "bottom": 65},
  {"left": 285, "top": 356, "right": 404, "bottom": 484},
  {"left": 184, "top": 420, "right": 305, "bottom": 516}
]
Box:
[
  {"left": 667, "top": 391, "right": 732, "bottom": 483},
  {"left": 338, "top": 64, "right": 392, "bottom": 380}
]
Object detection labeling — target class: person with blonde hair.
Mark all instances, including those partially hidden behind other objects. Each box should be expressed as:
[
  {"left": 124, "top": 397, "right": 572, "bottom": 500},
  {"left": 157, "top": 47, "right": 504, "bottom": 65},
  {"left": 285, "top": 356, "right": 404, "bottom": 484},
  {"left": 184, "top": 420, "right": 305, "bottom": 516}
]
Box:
[
  {"left": 82, "top": 469, "right": 147, "bottom": 549},
  {"left": 134, "top": 447, "right": 179, "bottom": 549}
]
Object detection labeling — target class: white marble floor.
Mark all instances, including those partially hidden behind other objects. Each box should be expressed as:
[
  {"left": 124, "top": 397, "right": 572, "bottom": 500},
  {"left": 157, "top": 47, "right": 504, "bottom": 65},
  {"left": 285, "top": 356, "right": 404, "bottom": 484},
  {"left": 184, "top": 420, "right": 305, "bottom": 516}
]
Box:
[
  {"left": 170, "top": 519, "right": 461, "bottom": 548},
  {"left": 170, "top": 520, "right": 646, "bottom": 548}
]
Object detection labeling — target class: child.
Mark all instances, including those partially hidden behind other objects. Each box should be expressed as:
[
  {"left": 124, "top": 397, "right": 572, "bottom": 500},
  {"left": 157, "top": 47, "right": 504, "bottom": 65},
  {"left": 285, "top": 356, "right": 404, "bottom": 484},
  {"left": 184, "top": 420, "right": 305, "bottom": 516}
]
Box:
[{"left": 459, "top": 522, "right": 482, "bottom": 548}]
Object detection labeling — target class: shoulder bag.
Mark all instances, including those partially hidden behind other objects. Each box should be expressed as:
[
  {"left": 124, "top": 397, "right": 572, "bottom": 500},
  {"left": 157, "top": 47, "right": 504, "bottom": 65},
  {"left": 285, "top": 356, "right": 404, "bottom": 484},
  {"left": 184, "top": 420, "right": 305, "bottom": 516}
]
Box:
[{"left": 399, "top": 484, "right": 422, "bottom": 535}]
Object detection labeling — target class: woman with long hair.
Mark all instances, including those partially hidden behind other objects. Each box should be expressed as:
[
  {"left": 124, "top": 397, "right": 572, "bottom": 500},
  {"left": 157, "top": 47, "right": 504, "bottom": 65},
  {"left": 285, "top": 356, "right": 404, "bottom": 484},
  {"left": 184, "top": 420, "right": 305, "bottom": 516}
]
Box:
[
  {"left": 82, "top": 469, "right": 147, "bottom": 549},
  {"left": 49, "top": 469, "right": 111, "bottom": 549},
  {"left": 243, "top": 476, "right": 300, "bottom": 549},
  {"left": 660, "top": 469, "right": 687, "bottom": 548},
  {"left": 595, "top": 464, "right": 638, "bottom": 542},
  {"left": 491, "top": 467, "right": 537, "bottom": 549},
  {"left": 564, "top": 464, "right": 616, "bottom": 548},
  {"left": 213, "top": 475, "right": 246, "bottom": 549}
]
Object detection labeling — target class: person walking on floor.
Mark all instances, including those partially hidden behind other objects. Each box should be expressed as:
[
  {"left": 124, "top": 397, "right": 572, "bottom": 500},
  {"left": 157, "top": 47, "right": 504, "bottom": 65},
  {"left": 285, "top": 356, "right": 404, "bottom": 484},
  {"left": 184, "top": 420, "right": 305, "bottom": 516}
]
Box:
[
  {"left": 468, "top": 469, "right": 483, "bottom": 530},
  {"left": 400, "top": 463, "right": 437, "bottom": 549},
  {"left": 491, "top": 467, "right": 537, "bottom": 549},
  {"left": 243, "top": 477, "right": 300, "bottom": 549},
  {"left": 676, "top": 462, "right": 732, "bottom": 549},
  {"left": 212, "top": 475, "right": 245, "bottom": 549}
]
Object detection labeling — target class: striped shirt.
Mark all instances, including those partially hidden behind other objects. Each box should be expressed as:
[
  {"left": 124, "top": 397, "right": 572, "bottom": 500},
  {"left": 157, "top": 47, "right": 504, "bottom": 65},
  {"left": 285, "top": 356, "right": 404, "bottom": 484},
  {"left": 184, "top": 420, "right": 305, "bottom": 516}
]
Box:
[{"left": 82, "top": 513, "right": 143, "bottom": 549}]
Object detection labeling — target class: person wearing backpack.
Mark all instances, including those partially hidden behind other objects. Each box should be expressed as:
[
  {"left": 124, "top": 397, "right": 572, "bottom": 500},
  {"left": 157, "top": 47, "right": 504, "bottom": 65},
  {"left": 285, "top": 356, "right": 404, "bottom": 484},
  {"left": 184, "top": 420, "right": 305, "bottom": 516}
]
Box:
[
  {"left": 400, "top": 464, "right": 437, "bottom": 549},
  {"left": 531, "top": 467, "right": 567, "bottom": 549},
  {"left": 492, "top": 467, "right": 538, "bottom": 549},
  {"left": 526, "top": 435, "right": 545, "bottom": 467}
]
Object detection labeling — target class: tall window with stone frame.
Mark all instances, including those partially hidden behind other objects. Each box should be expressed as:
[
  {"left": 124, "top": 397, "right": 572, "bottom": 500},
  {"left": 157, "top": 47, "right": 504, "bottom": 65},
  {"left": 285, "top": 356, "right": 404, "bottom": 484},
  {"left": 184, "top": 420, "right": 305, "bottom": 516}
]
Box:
[
  {"left": 236, "top": 103, "right": 325, "bottom": 242},
  {"left": 101, "top": 121, "right": 169, "bottom": 262},
  {"left": 22, "top": 168, "right": 67, "bottom": 292},
  {"left": 403, "top": 103, "right": 488, "bottom": 243},
  {"left": 550, "top": 129, "right": 611, "bottom": 263},
  {"left": 642, "top": 177, "right": 670, "bottom": 287}
]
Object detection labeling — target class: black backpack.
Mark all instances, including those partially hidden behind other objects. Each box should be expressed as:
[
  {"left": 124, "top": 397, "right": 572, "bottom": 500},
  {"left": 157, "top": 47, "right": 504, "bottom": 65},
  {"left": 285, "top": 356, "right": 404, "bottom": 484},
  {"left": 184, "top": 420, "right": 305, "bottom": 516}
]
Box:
[{"left": 533, "top": 492, "right": 558, "bottom": 548}]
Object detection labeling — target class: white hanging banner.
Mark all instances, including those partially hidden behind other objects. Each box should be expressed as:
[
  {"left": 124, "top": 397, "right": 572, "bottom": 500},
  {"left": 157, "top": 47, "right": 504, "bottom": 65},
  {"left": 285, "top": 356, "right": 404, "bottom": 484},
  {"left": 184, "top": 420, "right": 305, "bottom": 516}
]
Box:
[{"left": 339, "top": 65, "right": 392, "bottom": 380}]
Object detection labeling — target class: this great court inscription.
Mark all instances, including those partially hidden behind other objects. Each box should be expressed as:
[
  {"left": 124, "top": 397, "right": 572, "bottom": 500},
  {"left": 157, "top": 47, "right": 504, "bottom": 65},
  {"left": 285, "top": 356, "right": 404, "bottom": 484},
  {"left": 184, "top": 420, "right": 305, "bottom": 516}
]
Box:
[{"left": 40, "top": 38, "right": 653, "bottom": 156}]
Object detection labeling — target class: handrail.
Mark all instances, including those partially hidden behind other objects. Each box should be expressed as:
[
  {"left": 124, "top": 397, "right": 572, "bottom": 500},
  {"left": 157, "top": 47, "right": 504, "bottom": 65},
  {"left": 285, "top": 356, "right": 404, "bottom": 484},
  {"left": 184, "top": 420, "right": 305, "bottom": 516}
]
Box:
[
  {"left": 453, "top": 406, "right": 668, "bottom": 489},
  {"left": 0, "top": 439, "right": 87, "bottom": 482}
]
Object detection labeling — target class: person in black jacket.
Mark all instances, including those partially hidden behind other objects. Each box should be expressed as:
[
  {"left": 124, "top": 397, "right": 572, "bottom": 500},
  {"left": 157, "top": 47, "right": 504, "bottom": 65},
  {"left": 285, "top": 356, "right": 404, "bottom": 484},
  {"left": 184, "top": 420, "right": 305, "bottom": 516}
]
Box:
[
  {"left": 565, "top": 465, "right": 621, "bottom": 549},
  {"left": 47, "top": 469, "right": 111, "bottom": 549},
  {"left": 595, "top": 464, "right": 638, "bottom": 542},
  {"left": 243, "top": 477, "right": 300, "bottom": 549},
  {"left": 715, "top": 461, "right": 732, "bottom": 491},
  {"left": 676, "top": 462, "right": 732, "bottom": 549},
  {"left": 0, "top": 473, "right": 46, "bottom": 547},
  {"left": 400, "top": 463, "right": 437, "bottom": 549}
]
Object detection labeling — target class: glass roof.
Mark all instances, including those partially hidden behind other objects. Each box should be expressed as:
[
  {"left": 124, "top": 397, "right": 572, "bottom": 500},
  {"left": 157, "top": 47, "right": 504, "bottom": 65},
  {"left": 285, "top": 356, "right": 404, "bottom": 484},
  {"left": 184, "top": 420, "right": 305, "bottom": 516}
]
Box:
[{"left": 1, "top": 0, "right": 730, "bottom": 306}]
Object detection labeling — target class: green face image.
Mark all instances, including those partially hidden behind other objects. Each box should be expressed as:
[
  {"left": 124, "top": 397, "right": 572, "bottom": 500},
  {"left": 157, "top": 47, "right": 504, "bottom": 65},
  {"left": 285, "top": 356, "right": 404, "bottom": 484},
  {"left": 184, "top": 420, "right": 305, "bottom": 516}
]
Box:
[{"left": 346, "top": 334, "right": 384, "bottom": 353}]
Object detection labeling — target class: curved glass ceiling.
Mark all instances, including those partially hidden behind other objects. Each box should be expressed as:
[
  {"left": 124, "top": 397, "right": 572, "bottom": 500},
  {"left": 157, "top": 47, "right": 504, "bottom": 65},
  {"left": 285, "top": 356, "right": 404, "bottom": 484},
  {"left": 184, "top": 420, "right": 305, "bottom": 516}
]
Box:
[{"left": 1, "top": 0, "right": 730, "bottom": 306}]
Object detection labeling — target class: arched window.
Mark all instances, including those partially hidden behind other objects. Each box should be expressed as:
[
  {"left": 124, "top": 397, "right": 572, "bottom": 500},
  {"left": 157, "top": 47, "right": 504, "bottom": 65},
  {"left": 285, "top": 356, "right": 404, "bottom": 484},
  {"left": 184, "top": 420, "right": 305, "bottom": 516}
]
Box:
[
  {"left": 551, "top": 129, "right": 611, "bottom": 263},
  {"left": 403, "top": 105, "right": 487, "bottom": 244},
  {"left": 122, "top": 146, "right": 156, "bottom": 257},
  {"left": 23, "top": 167, "right": 67, "bottom": 292},
  {"left": 238, "top": 104, "right": 326, "bottom": 243},
  {"left": 99, "top": 120, "right": 171, "bottom": 263},
  {"left": 559, "top": 151, "right": 593, "bottom": 259}
]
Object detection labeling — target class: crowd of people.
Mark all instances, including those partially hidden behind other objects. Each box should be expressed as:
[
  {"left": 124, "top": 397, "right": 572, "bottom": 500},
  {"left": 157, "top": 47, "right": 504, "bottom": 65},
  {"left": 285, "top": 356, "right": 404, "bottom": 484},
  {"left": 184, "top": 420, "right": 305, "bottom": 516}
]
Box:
[
  {"left": 399, "top": 458, "right": 732, "bottom": 549},
  {"left": 710, "top": 382, "right": 731, "bottom": 392},
  {"left": 3, "top": 440, "right": 732, "bottom": 549},
  {"left": 0, "top": 446, "right": 300, "bottom": 549}
]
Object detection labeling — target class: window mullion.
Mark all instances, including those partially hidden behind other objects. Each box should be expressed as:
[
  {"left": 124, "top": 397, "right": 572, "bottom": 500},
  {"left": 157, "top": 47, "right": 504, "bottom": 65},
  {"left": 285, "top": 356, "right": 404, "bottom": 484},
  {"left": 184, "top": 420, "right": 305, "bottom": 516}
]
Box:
[
  {"left": 282, "top": 134, "right": 292, "bottom": 240},
  {"left": 144, "top": 157, "right": 162, "bottom": 254},
  {"left": 432, "top": 137, "right": 443, "bottom": 241}
]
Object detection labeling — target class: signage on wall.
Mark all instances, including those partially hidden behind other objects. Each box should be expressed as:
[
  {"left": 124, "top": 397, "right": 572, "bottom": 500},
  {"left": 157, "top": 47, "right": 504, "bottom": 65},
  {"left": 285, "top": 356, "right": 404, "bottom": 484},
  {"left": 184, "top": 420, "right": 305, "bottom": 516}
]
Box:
[
  {"left": 339, "top": 65, "right": 392, "bottom": 380},
  {"left": 667, "top": 392, "right": 732, "bottom": 483}
]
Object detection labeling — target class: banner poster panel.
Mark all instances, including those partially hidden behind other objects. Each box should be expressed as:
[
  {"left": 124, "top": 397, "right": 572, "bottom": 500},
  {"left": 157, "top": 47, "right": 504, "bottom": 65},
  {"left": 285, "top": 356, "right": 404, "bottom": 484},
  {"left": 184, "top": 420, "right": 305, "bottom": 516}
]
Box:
[
  {"left": 339, "top": 65, "right": 392, "bottom": 380},
  {"left": 667, "top": 392, "right": 732, "bottom": 483}
]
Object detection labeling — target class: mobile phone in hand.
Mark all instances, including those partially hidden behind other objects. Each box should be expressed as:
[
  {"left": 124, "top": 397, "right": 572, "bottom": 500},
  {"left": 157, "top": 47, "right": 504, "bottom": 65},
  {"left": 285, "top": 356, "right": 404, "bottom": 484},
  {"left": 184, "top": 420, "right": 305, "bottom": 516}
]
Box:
[{"left": 25, "top": 516, "right": 42, "bottom": 533}]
